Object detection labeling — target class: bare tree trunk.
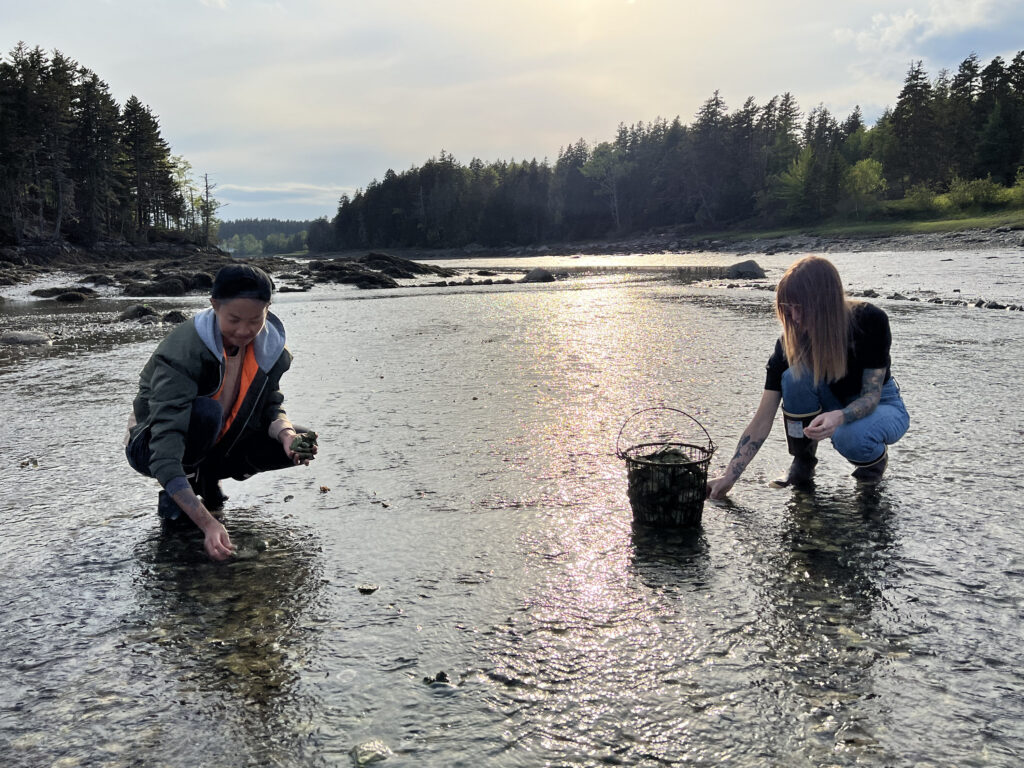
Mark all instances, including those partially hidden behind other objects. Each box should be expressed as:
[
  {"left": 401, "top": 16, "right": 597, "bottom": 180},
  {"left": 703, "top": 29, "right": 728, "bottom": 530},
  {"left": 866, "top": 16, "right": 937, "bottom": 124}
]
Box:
[
  {"left": 202, "top": 173, "right": 214, "bottom": 246},
  {"left": 53, "top": 173, "right": 64, "bottom": 240}
]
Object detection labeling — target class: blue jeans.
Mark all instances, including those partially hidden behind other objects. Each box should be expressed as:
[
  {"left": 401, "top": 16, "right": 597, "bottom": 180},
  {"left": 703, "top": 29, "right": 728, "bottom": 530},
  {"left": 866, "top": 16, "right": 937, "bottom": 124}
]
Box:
[{"left": 781, "top": 371, "right": 910, "bottom": 464}]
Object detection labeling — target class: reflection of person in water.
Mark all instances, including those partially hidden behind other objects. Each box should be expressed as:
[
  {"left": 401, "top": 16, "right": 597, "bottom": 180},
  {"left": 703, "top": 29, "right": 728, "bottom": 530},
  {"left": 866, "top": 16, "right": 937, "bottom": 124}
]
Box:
[
  {"left": 125, "top": 265, "right": 317, "bottom": 560},
  {"left": 760, "top": 489, "right": 899, "bottom": 763},
  {"left": 137, "top": 515, "right": 323, "bottom": 740},
  {"left": 707, "top": 256, "right": 910, "bottom": 499}
]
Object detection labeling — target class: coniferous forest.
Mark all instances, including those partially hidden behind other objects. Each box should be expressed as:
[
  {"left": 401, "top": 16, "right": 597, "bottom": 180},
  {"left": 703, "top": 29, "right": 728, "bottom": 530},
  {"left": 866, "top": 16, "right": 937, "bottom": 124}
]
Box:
[
  {"left": 325, "top": 51, "right": 1024, "bottom": 252},
  {"left": 217, "top": 218, "right": 309, "bottom": 256},
  {"left": 0, "top": 43, "right": 219, "bottom": 248},
  {"left": 4, "top": 43, "right": 1024, "bottom": 254}
]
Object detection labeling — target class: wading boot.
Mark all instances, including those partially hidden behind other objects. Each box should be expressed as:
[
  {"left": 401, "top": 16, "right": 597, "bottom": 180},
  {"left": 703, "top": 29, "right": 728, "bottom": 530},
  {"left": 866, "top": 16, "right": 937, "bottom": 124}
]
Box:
[
  {"left": 190, "top": 471, "right": 228, "bottom": 511},
  {"left": 770, "top": 409, "right": 820, "bottom": 489},
  {"left": 851, "top": 447, "right": 888, "bottom": 485},
  {"left": 157, "top": 490, "right": 182, "bottom": 522}
]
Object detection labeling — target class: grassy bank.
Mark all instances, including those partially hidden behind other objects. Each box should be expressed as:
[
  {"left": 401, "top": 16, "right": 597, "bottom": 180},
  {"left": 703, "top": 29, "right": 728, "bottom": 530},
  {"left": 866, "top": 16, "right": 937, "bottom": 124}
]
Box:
[{"left": 709, "top": 203, "right": 1024, "bottom": 244}]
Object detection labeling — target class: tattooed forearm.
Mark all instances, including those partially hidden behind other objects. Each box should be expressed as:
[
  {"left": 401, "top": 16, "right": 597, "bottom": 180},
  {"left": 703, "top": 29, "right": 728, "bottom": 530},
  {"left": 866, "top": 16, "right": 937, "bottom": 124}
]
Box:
[
  {"left": 727, "top": 434, "right": 765, "bottom": 480},
  {"left": 841, "top": 368, "right": 885, "bottom": 424}
]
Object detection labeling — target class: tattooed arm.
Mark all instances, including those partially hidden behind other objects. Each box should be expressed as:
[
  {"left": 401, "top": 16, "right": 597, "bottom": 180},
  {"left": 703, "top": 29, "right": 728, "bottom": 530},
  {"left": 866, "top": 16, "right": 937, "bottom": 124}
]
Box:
[
  {"left": 803, "top": 368, "right": 886, "bottom": 441},
  {"left": 707, "top": 389, "right": 782, "bottom": 499},
  {"left": 842, "top": 367, "right": 885, "bottom": 422}
]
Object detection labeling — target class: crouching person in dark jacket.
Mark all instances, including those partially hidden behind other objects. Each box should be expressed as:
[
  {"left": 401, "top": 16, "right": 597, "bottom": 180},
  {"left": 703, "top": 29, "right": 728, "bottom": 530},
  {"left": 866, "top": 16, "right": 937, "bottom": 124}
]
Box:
[{"left": 126, "top": 264, "right": 316, "bottom": 560}]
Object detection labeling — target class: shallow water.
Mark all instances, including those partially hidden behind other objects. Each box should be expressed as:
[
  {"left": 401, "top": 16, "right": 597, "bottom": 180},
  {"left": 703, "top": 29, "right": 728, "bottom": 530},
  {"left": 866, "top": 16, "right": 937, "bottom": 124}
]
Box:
[{"left": 2, "top": 251, "right": 1023, "bottom": 767}]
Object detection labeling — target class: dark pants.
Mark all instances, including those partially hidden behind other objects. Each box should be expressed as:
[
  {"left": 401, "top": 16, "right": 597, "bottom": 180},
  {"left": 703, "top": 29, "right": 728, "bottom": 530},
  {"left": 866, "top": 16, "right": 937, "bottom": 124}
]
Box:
[{"left": 126, "top": 397, "right": 297, "bottom": 486}]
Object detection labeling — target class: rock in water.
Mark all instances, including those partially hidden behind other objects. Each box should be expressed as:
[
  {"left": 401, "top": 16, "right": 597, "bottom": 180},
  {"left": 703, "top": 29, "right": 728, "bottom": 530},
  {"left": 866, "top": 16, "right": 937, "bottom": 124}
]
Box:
[
  {"left": 0, "top": 330, "right": 52, "bottom": 346},
  {"left": 55, "top": 291, "right": 89, "bottom": 302},
  {"left": 725, "top": 259, "right": 766, "bottom": 279},
  {"left": 118, "top": 304, "right": 158, "bottom": 321},
  {"left": 350, "top": 739, "right": 393, "bottom": 766},
  {"left": 161, "top": 310, "right": 189, "bottom": 324},
  {"left": 521, "top": 267, "right": 555, "bottom": 283}
]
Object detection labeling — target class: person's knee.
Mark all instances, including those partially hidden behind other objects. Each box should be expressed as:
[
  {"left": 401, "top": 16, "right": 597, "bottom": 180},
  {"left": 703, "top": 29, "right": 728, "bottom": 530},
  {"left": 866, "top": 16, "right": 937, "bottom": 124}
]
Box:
[
  {"left": 831, "top": 427, "right": 883, "bottom": 464},
  {"left": 781, "top": 369, "right": 821, "bottom": 412},
  {"left": 191, "top": 397, "right": 223, "bottom": 432}
]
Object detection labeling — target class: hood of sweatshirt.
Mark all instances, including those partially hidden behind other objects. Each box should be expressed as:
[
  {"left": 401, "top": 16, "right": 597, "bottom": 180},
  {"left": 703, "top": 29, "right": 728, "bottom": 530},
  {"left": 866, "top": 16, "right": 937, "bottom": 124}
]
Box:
[{"left": 193, "top": 307, "right": 286, "bottom": 371}]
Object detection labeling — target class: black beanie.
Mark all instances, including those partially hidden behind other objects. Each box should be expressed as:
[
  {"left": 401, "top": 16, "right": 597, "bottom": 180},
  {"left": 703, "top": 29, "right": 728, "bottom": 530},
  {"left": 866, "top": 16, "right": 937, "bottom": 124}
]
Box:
[{"left": 211, "top": 264, "right": 274, "bottom": 301}]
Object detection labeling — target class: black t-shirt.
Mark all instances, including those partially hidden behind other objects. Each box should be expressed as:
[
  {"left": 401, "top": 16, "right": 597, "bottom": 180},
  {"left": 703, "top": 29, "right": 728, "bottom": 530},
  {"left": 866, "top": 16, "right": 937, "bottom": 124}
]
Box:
[{"left": 764, "top": 302, "right": 892, "bottom": 405}]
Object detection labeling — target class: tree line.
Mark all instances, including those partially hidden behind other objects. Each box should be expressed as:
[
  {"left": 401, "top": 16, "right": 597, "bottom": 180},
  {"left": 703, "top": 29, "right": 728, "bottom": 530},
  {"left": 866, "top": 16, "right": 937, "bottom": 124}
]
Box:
[
  {"left": 323, "top": 51, "right": 1024, "bottom": 252},
  {"left": 0, "top": 43, "right": 219, "bottom": 247},
  {"left": 217, "top": 218, "right": 309, "bottom": 256}
]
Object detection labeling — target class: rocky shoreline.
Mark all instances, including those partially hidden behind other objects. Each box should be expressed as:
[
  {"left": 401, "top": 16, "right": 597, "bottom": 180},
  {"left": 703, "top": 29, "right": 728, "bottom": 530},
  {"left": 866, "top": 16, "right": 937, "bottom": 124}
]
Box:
[
  {"left": 3, "top": 225, "right": 1022, "bottom": 286},
  {"left": 338, "top": 224, "right": 1024, "bottom": 261},
  {"left": 0, "top": 243, "right": 473, "bottom": 301},
  {"left": 2, "top": 227, "right": 1022, "bottom": 333}
]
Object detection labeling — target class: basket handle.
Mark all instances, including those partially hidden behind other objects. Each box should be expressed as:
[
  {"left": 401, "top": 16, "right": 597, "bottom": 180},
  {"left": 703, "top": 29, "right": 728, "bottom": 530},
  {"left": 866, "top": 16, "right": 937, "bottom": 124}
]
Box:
[{"left": 615, "top": 407, "right": 714, "bottom": 459}]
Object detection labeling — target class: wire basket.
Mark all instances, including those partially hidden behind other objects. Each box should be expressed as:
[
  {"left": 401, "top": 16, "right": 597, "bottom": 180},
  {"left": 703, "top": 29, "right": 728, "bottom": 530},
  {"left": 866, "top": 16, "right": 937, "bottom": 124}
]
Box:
[{"left": 615, "top": 408, "right": 716, "bottom": 528}]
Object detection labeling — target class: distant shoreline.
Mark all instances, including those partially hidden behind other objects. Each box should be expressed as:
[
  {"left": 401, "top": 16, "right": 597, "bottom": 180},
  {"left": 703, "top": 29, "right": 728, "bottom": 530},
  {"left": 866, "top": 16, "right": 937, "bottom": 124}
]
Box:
[
  {"left": 2, "top": 225, "right": 1022, "bottom": 294},
  {"left": 317, "top": 225, "right": 1024, "bottom": 263}
]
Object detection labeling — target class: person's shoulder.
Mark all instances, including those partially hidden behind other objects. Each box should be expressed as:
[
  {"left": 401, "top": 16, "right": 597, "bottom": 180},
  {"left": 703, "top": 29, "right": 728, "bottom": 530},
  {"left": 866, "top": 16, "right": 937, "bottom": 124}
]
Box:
[
  {"left": 153, "top": 315, "right": 204, "bottom": 358},
  {"left": 851, "top": 300, "right": 888, "bottom": 322},
  {"left": 849, "top": 300, "right": 891, "bottom": 342},
  {"left": 157, "top": 314, "right": 200, "bottom": 343}
]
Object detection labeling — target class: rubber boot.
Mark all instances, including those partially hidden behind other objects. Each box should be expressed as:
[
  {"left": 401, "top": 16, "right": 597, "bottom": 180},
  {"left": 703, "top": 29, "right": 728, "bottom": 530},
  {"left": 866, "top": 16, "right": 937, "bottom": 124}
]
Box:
[
  {"left": 189, "top": 470, "right": 228, "bottom": 511},
  {"left": 157, "top": 490, "right": 182, "bottom": 521},
  {"left": 851, "top": 447, "right": 888, "bottom": 484},
  {"left": 770, "top": 409, "right": 820, "bottom": 489}
]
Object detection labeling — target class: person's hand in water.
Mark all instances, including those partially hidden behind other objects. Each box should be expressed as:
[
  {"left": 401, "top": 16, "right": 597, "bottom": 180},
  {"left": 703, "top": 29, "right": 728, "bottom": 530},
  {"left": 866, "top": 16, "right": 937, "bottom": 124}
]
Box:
[
  {"left": 706, "top": 475, "right": 734, "bottom": 500},
  {"left": 170, "top": 486, "right": 236, "bottom": 561},
  {"left": 202, "top": 520, "right": 235, "bottom": 561}
]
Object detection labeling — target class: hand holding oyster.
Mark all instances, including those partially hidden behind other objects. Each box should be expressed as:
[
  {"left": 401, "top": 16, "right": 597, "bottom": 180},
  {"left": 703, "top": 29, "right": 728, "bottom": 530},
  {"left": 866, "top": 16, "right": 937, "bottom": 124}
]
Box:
[{"left": 290, "top": 430, "right": 318, "bottom": 462}]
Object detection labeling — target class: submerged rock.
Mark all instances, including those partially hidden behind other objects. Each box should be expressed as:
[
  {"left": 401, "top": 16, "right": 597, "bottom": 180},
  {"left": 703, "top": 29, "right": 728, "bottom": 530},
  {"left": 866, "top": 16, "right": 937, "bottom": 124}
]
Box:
[
  {"left": 350, "top": 739, "right": 393, "bottom": 766},
  {"left": 0, "top": 330, "right": 52, "bottom": 346}
]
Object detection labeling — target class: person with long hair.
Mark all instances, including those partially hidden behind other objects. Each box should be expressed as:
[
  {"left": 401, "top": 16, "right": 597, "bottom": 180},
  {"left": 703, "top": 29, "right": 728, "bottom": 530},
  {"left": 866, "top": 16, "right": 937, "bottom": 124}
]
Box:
[{"left": 706, "top": 255, "right": 909, "bottom": 499}]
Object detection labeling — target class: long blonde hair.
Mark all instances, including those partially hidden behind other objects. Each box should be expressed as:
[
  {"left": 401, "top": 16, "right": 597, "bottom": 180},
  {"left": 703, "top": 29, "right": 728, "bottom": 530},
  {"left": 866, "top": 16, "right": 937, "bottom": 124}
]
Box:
[{"left": 775, "top": 255, "right": 852, "bottom": 384}]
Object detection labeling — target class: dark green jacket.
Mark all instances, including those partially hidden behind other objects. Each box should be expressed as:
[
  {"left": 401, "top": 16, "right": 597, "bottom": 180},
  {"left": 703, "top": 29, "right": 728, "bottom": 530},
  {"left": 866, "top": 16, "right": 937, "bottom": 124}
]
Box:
[{"left": 129, "top": 307, "right": 291, "bottom": 488}]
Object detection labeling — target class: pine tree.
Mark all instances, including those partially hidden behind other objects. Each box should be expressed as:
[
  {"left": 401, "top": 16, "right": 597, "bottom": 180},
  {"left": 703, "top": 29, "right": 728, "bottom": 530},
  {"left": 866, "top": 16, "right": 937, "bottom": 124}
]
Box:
[
  {"left": 70, "top": 70, "right": 121, "bottom": 244},
  {"left": 890, "top": 61, "right": 939, "bottom": 192}
]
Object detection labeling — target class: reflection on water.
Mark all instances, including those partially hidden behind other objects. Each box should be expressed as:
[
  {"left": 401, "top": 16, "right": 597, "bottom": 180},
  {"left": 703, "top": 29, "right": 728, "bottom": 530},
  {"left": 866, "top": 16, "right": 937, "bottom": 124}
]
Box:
[
  {"left": 752, "top": 488, "right": 901, "bottom": 763},
  {"left": 134, "top": 508, "right": 323, "bottom": 709},
  {"left": 2, "top": 251, "right": 1024, "bottom": 766}
]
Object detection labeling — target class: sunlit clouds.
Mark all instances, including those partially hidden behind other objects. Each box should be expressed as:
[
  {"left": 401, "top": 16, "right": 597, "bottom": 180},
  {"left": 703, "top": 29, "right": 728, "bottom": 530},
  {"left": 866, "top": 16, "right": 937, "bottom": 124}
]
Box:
[{"left": 2, "top": 0, "right": 1021, "bottom": 219}]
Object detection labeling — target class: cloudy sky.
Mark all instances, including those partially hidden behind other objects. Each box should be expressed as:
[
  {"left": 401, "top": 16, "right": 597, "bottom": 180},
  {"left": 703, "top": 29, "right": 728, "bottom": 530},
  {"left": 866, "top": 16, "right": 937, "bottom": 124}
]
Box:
[{"left": 3, "top": 0, "right": 1022, "bottom": 221}]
